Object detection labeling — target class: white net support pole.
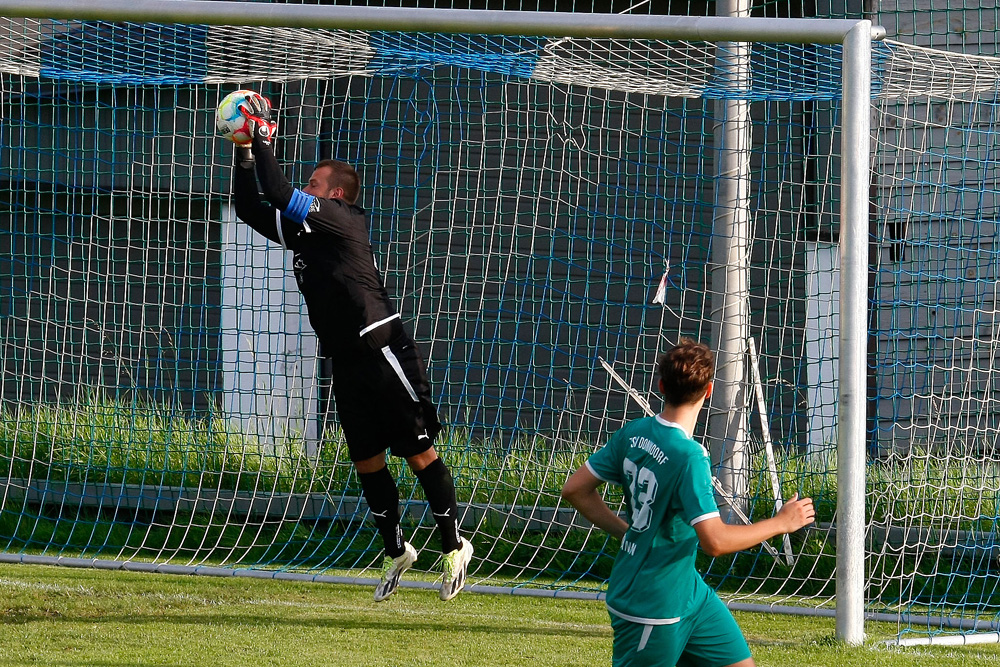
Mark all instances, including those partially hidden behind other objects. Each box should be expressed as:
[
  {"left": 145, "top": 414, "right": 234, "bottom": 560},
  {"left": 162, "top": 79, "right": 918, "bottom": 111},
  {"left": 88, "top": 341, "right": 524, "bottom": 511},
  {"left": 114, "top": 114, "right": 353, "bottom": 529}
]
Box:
[{"left": 836, "top": 19, "right": 874, "bottom": 647}]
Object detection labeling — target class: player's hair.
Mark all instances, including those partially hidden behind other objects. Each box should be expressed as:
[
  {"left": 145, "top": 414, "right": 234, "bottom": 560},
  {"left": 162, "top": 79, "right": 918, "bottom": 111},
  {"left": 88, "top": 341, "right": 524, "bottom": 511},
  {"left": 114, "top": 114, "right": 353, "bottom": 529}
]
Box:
[
  {"left": 657, "top": 338, "right": 714, "bottom": 406},
  {"left": 315, "top": 159, "right": 361, "bottom": 205}
]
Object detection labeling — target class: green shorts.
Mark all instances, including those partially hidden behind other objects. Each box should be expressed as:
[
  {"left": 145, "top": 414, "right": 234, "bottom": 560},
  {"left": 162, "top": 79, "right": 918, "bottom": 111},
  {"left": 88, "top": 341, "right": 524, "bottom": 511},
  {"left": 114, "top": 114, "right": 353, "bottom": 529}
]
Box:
[{"left": 610, "top": 589, "right": 751, "bottom": 667}]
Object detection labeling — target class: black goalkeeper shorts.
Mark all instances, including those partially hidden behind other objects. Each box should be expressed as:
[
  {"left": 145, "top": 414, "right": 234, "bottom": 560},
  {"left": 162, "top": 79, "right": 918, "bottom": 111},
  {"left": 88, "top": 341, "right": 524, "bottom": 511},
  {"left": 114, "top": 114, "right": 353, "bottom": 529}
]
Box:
[{"left": 327, "top": 324, "right": 442, "bottom": 463}]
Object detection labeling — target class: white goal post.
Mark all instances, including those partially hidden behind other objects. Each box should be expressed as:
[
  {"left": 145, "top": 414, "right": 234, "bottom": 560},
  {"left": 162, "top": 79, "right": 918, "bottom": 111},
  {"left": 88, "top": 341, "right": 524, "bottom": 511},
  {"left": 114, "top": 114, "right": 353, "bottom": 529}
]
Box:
[{"left": 0, "top": 0, "right": 880, "bottom": 646}]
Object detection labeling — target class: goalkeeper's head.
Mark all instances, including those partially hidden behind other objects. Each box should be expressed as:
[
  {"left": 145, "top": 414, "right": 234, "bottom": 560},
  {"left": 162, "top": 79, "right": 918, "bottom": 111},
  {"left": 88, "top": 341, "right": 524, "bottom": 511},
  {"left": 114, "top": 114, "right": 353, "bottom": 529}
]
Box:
[
  {"left": 305, "top": 159, "right": 361, "bottom": 205},
  {"left": 657, "top": 338, "right": 714, "bottom": 407}
]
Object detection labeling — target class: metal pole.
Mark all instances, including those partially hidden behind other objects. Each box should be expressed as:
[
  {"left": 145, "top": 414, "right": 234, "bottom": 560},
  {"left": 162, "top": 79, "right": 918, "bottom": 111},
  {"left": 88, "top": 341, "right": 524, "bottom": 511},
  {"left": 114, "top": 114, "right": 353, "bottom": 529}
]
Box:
[
  {"left": 708, "top": 0, "right": 752, "bottom": 518},
  {"left": 836, "top": 19, "right": 872, "bottom": 647},
  {"left": 0, "top": 0, "right": 879, "bottom": 43}
]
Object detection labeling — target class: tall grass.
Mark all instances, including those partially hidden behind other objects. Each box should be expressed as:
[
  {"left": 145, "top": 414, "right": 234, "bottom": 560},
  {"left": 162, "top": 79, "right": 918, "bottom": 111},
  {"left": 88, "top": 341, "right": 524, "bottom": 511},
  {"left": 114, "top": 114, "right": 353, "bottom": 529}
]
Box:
[
  {"left": 0, "top": 395, "right": 596, "bottom": 505},
  {"left": 3, "top": 395, "right": 1000, "bottom": 604},
  {"left": 0, "top": 393, "right": 298, "bottom": 491},
  {"left": 6, "top": 395, "right": 1000, "bottom": 526}
]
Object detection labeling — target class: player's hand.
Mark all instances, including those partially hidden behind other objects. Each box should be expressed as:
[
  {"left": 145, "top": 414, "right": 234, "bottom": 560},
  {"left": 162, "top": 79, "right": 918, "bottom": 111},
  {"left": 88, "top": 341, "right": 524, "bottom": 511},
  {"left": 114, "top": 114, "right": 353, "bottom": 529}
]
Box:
[
  {"left": 776, "top": 493, "right": 815, "bottom": 533},
  {"left": 241, "top": 92, "right": 277, "bottom": 143}
]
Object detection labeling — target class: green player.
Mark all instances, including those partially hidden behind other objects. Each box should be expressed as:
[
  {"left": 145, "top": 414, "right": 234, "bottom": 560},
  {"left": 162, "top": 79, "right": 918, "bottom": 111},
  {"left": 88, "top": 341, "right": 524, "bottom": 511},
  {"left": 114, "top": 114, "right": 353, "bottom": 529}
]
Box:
[{"left": 562, "top": 339, "right": 815, "bottom": 666}]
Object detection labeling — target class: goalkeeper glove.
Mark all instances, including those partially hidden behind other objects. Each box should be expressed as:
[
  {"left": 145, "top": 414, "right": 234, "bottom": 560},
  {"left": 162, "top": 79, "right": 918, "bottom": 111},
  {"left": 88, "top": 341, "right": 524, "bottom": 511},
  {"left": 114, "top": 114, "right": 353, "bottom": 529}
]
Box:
[{"left": 241, "top": 92, "right": 277, "bottom": 144}]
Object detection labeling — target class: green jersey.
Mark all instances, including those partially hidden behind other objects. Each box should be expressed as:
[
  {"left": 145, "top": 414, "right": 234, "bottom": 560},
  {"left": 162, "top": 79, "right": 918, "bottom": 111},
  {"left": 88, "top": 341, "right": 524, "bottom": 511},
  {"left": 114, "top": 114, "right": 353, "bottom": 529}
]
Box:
[{"left": 586, "top": 415, "right": 720, "bottom": 624}]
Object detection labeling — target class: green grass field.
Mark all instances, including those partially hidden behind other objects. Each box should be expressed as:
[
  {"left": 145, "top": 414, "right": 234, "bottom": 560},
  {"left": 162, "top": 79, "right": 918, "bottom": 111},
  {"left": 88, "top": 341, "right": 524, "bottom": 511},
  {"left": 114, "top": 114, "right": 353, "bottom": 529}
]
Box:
[{"left": 0, "top": 563, "right": 997, "bottom": 666}]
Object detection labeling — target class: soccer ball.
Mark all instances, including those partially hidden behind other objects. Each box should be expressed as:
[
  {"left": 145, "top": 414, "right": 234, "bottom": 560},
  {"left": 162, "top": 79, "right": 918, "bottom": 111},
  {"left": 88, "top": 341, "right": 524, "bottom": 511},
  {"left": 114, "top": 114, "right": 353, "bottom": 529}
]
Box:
[{"left": 216, "top": 90, "right": 266, "bottom": 144}]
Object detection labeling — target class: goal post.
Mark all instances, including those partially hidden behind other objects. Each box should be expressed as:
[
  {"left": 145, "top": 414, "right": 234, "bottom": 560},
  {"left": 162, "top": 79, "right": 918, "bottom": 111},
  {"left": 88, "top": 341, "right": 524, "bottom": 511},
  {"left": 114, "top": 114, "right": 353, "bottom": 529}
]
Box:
[
  {"left": 0, "top": 0, "right": 881, "bottom": 646},
  {"left": 836, "top": 20, "right": 872, "bottom": 646}
]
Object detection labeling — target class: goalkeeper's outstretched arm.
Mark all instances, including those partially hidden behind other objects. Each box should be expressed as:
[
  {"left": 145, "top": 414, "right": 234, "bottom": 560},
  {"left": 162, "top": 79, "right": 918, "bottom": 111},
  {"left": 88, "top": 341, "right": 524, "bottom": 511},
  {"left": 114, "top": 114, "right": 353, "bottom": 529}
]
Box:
[
  {"left": 234, "top": 91, "right": 312, "bottom": 237},
  {"left": 248, "top": 130, "right": 366, "bottom": 238},
  {"left": 249, "top": 129, "right": 298, "bottom": 213},
  {"left": 232, "top": 147, "right": 283, "bottom": 245}
]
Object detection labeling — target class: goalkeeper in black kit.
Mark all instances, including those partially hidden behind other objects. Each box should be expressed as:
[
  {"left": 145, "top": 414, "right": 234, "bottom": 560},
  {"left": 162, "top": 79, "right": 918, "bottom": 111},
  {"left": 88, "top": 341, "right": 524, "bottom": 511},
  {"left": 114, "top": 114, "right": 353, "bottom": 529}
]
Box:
[{"left": 229, "top": 92, "right": 473, "bottom": 601}]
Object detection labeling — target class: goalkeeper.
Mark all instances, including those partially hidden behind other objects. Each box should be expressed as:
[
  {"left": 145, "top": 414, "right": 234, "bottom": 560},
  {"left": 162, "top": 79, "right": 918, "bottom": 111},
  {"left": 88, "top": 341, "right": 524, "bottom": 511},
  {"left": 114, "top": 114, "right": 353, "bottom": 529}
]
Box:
[
  {"left": 229, "top": 93, "right": 473, "bottom": 602},
  {"left": 562, "top": 339, "right": 814, "bottom": 667}
]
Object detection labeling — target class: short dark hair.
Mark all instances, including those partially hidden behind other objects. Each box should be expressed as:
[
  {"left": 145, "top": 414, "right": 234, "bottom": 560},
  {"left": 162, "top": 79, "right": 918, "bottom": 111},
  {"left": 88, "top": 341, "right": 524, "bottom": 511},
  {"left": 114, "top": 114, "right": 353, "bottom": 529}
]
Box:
[
  {"left": 314, "top": 159, "right": 361, "bottom": 205},
  {"left": 657, "top": 338, "right": 714, "bottom": 407}
]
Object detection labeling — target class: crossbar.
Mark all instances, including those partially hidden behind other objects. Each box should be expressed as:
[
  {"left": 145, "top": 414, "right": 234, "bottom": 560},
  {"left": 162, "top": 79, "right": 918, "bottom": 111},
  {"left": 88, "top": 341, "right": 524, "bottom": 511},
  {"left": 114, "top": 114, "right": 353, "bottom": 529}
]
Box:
[{"left": 0, "top": 0, "right": 885, "bottom": 43}]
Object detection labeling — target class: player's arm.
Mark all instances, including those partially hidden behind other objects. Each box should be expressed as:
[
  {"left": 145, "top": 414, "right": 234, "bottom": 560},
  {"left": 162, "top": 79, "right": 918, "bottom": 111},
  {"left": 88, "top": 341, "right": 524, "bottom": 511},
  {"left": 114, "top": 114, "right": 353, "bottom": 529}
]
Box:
[
  {"left": 561, "top": 465, "right": 629, "bottom": 540},
  {"left": 693, "top": 493, "right": 815, "bottom": 558},
  {"left": 237, "top": 94, "right": 311, "bottom": 225},
  {"left": 251, "top": 134, "right": 359, "bottom": 236},
  {"left": 248, "top": 126, "right": 360, "bottom": 236},
  {"left": 242, "top": 95, "right": 360, "bottom": 236},
  {"left": 248, "top": 129, "right": 300, "bottom": 213},
  {"left": 232, "top": 146, "right": 283, "bottom": 244}
]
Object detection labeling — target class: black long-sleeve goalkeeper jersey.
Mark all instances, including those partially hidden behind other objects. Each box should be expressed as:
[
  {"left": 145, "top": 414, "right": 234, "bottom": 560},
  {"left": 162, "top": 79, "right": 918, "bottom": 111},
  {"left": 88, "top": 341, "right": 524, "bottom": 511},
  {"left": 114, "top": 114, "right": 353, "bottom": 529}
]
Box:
[{"left": 232, "top": 135, "right": 400, "bottom": 350}]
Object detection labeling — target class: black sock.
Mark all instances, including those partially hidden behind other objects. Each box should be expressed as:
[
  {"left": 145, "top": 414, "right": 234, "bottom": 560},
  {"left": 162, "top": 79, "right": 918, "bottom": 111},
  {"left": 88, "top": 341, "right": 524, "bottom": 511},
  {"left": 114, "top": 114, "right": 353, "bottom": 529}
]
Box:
[
  {"left": 414, "top": 457, "right": 461, "bottom": 553},
  {"left": 358, "top": 466, "right": 405, "bottom": 558}
]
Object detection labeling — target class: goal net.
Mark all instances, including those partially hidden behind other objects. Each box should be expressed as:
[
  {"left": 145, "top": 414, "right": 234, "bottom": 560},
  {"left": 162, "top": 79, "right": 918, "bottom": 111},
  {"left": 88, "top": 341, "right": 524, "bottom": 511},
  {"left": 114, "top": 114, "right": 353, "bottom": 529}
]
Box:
[{"left": 0, "top": 9, "right": 993, "bottom": 643}]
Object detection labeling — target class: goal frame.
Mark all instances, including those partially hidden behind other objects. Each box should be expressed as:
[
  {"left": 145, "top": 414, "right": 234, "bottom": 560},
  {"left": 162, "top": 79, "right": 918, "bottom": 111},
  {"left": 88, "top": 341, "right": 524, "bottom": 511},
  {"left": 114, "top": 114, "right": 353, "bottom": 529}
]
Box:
[{"left": 0, "top": 0, "right": 880, "bottom": 646}]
